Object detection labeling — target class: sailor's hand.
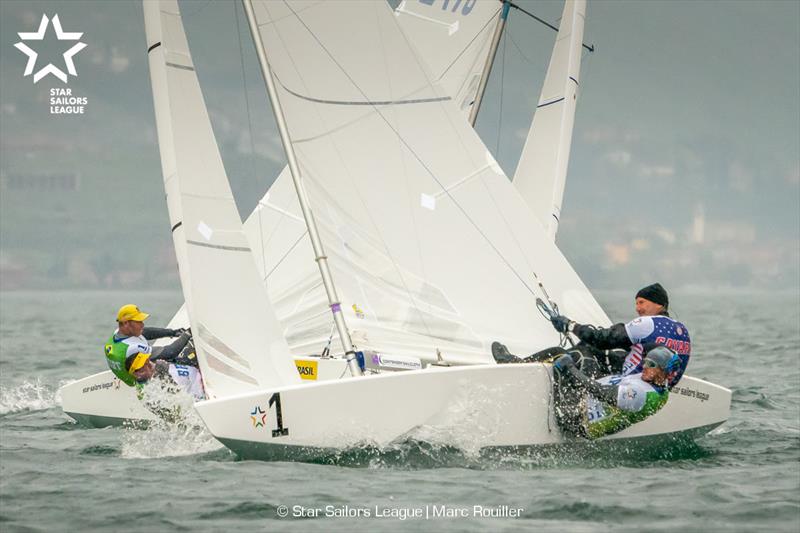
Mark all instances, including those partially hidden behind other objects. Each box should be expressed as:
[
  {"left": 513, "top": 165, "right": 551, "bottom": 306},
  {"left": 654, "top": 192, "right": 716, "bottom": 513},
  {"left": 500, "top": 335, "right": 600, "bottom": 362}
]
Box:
[
  {"left": 551, "top": 315, "right": 574, "bottom": 333},
  {"left": 553, "top": 354, "right": 575, "bottom": 371}
]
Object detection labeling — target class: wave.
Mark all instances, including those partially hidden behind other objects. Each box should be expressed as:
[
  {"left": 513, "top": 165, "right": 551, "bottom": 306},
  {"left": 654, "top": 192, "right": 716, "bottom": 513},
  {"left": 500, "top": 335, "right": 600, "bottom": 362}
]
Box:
[{"left": 0, "top": 378, "right": 72, "bottom": 415}]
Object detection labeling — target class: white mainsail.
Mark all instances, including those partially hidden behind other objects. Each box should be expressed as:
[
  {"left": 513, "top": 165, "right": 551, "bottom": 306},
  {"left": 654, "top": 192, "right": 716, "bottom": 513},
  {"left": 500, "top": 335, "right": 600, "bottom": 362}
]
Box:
[
  {"left": 394, "top": 0, "right": 502, "bottom": 117},
  {"left": 143, "top": 0, "right": 300, "bottom": 398},
  {"left": 245, "top": 0, "right": 609, "bottom": 364},
  {"left": 513, "top": 0, "right": 586, "bottom": 239}
]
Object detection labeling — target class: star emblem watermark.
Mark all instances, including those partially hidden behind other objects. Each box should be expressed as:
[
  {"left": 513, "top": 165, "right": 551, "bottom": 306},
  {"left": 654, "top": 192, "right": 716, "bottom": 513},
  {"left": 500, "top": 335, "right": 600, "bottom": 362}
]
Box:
[{"left": 14, "top": 14, "right": 87, "bottom": 84}]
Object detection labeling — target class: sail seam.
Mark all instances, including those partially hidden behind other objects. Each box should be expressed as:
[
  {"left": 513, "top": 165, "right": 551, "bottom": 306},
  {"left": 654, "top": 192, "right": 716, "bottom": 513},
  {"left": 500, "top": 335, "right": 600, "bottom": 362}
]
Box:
[
  {"left": 279, "top": 81, "right": 450, "bottom": 107},
  {"left": 187, "top": 240, "right": 251, "bottom": 252},
  {"left": 166, "top": 62, "right": 194, "bottom": 72},
  {"left": 537, "top": 96, "right": 565, "bottom": 109}
]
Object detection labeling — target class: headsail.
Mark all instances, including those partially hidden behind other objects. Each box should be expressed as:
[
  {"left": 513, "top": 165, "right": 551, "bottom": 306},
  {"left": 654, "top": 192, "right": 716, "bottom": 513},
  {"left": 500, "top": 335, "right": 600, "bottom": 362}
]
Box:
[
  {"left": 143, "top": 0, "right": 300, "bottom": 398},
  {"left": 246, "top": 0, "right": 609, "bottom": 362},
  {"left": 513, "top": 0, "right": 587, "bottom": 239}
]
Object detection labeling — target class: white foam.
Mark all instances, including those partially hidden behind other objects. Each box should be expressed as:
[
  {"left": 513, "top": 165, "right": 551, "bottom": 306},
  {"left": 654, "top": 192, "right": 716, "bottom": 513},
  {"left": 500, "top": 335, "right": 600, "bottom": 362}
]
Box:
[
  {"left": 0, "top": 378, "right": 67, "bottom": 415},
  {"left": 120, "top": 379, "right": 222, "bottom": 459}
]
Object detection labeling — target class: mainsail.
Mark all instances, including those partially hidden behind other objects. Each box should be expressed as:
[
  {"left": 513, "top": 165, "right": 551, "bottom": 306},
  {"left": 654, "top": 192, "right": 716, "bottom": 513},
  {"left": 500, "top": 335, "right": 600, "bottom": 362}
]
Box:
[
  {"left": 245, "top": 0, "right": 609, "bottom": 363},
  {"left": 143, "top": 0, "right": 300, "bottom": 398},
  {"left": 394, "top": 0, "right": 502, "bottom": 117},
  {"left": 513, "top": 0, "right": 587, "bottom": 239}
]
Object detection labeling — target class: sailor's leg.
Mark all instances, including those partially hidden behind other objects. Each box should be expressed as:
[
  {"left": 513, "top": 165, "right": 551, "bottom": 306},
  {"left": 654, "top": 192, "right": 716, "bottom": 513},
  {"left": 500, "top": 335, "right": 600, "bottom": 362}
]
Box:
[
  {"left": 492, "top": 342, "right": 522, "bottom": 364},
  {"left": 567, "top": 344, "right": 606, "bottom": 379},
  {"left": 603, "top": 349, "right": 628, "bottom": 374},
  {"left": 522, "top": 346, "right": 568, "bottom": 363},
  {"left": 552, "top": 366, "right": 586, "bottom": 437}
]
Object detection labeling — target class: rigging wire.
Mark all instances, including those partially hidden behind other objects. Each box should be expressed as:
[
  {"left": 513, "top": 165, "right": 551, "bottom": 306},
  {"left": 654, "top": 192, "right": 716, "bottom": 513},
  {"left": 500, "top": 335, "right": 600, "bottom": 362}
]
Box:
[
  {"left": 432, "top": 5, "right": 503, "bottom": 85},
  {"left": 507, "top": 29, "right": 539, "bottom": 67},
  {"left": 494, "top": 12, "right": 508, "bottom": 161},
  {"left": 506, "top": 1, "right": 594, "bottom": 53},
  {"left": 179, "top": 0, "right": 214, "bottom": 18}
]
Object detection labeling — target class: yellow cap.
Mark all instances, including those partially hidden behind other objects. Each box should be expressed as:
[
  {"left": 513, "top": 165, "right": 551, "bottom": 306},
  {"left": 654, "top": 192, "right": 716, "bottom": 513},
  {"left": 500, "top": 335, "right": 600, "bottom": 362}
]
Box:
[
  {"left": 117, "top": 304, "right": 150, "bottom": 323},
  {"left": 125, "top": 352, "right": 151, "bottom": 374}
]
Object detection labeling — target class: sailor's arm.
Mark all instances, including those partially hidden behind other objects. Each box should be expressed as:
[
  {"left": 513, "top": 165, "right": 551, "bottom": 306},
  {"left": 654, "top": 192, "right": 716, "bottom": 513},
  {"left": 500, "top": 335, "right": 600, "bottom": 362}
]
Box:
[
  {"left": 571, "top": 323, "right": 632, "bottom": 350},
  {"left": 550, "top": 316, "right": 633, "bottom": 350},
  {"left": 142, "top": 327, "right": 182, "bottom": 340},
  {"left": 150, "top": 331, "right": 192, "bottom": 362}
]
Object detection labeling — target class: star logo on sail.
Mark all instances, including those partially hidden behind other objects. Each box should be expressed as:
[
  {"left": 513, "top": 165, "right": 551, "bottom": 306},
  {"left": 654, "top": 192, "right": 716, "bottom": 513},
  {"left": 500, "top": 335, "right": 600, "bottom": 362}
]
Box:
[
  {"left": 250, "top": 406, "right": 267, "bottom": 428},
  {"left": 14, "top": 14, "right": 86, "bottom": 84}
]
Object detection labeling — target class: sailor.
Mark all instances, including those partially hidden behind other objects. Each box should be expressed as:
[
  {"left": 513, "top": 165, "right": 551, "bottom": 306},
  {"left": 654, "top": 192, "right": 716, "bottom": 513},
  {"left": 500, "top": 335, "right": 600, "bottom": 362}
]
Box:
[
  {"left": 552, "top": 346, "right": 680, "bottom": 439},
  {"left": 104, "top": 304, "right": 194, "bottom": 387},
  {"left": 124, "top": 352, "right": 205, "bottom": 401},
  {"left": 494, "top": 283, "right": 691, "bottom": 389}
]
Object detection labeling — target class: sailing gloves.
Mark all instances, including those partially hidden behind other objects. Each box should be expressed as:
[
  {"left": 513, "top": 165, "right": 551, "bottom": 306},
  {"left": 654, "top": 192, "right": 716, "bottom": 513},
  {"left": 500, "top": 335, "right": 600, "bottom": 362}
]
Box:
[{"left": 551, "top": 315, "right": 575, "bottom": 333}]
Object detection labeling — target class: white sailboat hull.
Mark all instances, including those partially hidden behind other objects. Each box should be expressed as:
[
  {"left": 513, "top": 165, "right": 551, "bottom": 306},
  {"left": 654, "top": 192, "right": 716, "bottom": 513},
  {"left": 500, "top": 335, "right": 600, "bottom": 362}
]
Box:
[
  {"left": 60, "top": 371, "right": 158, "bottom": 427},
  {"left": 60, "top": 357, "right": 349, "bottom": 427},
  {"left": 194, "top": 365, "right": 731, "bottom": 460}
]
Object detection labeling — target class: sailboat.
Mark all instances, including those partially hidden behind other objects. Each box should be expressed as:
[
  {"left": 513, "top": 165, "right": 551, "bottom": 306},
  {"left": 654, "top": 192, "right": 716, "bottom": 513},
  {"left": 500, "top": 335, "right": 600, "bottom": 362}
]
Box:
[
  {"left": 60, "top": 0, "right": 506, "bottom": 424},
  {"left": 61, "top": 0, "right": 730, "bottom": 458}
]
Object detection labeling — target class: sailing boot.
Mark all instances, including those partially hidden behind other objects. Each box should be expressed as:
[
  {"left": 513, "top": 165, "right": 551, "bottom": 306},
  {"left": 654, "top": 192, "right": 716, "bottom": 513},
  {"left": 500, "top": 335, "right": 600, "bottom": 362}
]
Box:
[{"left": 492, "top": 342, "right": 522, "bottom": 364}]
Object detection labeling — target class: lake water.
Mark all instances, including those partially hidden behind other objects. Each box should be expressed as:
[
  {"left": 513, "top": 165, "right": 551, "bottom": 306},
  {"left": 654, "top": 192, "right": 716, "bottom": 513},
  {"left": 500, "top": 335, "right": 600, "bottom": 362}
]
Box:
[{"left": 1, "top": 289, "right": 798, "bottom": 532}]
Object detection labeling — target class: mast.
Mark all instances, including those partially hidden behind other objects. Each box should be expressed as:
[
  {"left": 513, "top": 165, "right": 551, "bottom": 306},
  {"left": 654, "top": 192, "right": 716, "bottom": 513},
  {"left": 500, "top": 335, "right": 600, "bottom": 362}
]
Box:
[
  {"left": 468, "top": 0, "right": 510, "bottom": 127},
  {"left": 241, "top": 0, "right": 362, "bottom": 378}
]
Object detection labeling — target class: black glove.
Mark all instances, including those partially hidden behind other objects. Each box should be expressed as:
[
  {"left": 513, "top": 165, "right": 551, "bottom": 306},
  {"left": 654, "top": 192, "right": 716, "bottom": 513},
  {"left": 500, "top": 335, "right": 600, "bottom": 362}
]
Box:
[
  {"left": 171, "top": 327, "right": 191, "bottom": 337},
  {"left": 553, "top": 354, "right": 575, "bottom": 371},
  {"left": 551, "top": 315, "right": 573, "bottom": 334}
]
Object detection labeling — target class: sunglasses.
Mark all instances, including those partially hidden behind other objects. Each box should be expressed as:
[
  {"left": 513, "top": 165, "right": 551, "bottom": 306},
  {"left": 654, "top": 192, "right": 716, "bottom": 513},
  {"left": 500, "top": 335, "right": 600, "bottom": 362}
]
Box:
[{"left": 643, "top": 359, "right": 660, "bottom": 369}]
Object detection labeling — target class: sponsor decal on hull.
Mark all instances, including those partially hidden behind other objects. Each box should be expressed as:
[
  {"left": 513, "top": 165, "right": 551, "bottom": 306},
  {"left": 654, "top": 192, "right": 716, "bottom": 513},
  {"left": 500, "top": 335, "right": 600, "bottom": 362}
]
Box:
[{"left": 294, "top": 359, "right": 318, "bottom": 380}]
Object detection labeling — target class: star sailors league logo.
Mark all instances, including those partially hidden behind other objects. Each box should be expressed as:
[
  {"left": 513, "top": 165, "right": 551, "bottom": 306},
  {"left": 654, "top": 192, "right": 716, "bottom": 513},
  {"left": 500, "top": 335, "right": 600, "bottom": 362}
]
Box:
[{"left": 14, "top": 14, "right": 86, "bottom": 84}]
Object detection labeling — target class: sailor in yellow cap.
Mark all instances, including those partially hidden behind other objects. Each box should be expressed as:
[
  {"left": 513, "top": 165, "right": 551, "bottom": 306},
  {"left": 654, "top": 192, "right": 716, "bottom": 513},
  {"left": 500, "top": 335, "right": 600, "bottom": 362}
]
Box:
[{"left": 104, "top": 304, "right": 193, "bottom": 387}]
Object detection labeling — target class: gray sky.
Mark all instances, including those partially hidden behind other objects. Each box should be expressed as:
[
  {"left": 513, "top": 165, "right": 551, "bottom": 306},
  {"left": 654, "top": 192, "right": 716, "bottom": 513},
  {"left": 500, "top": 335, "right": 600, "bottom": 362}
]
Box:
[{"left": 1, "top": 0, "right": 798, "bottom": 291}]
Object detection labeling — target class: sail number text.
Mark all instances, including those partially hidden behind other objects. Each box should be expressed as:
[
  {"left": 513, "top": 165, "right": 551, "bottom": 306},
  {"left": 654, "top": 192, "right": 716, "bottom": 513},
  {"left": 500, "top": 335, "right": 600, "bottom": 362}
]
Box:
[{"left": 418, "top": 0, "right": 477, "bottom": 16}]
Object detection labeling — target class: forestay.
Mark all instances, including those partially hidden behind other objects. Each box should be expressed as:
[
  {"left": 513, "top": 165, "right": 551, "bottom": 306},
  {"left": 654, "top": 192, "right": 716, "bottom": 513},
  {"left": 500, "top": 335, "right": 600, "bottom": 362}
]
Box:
[
  {"left": 513, "top": 0, "right": 586, "bottom": 239},
  {"left": 246, "top": 0, "right": 608, "bottom": 363},
  {"left": 143, "top": 0, "right": 300, "bottom": 398}
]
